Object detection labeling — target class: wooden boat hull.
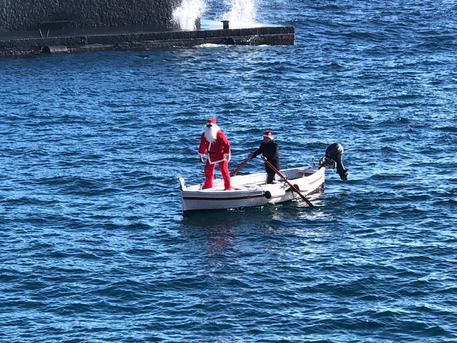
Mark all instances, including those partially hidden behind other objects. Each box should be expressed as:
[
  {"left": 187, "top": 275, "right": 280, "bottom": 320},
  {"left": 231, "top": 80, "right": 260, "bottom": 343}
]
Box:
[{"left": 179, "top": 166, "right": 325, "bottom": 213}]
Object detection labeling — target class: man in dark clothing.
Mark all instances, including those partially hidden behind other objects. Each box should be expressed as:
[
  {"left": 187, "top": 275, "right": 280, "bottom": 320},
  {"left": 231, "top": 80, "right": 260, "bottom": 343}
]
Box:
[{"left": 248, "top": 130, "right": 280, "bottom": 184}]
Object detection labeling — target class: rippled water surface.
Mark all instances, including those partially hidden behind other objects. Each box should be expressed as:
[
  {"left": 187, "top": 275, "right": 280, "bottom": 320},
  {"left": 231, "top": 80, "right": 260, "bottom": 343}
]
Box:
[{"left": 1, "top": 1, "right": 456, "bottom": 341}]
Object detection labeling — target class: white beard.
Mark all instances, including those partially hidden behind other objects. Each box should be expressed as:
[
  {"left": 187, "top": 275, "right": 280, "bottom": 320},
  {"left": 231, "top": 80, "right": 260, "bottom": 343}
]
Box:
[{"left": 204, "top": 124, "right": 220, "bottom": 143}]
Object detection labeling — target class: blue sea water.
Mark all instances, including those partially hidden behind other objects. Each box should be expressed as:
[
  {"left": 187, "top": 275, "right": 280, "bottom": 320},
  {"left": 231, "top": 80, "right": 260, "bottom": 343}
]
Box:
[{"left": 1, "top": 0, "right": 457, "bottom": 342}]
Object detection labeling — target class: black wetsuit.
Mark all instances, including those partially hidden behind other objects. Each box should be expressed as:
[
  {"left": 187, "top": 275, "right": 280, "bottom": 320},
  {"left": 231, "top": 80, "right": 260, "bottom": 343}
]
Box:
[{"left": 251, "top": 140, "right": 280, "bottom": 184}]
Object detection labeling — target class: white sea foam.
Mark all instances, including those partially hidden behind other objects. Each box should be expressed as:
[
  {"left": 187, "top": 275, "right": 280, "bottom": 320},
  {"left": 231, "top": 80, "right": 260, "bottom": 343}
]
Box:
[
  {"left": 173, "top": 0, "right": 206, "bottom": 31},
  {"left": 223, "top": 0, "right": 257, "bottom": 28},
  {"left": 173, "top": 0, "right": 259, "bottom": 31},
  {"left": 197, "top": 43, "right": 225, "bottom": 48}
]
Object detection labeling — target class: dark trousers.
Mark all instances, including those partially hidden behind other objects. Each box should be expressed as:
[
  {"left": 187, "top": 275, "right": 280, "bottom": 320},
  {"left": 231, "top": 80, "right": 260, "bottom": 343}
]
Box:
[
  {"left": 265, "top": 159, "right": 279, "bottom": 184},
  {"left": 266, "top": 170, "right": 276, "bottom": 184}
]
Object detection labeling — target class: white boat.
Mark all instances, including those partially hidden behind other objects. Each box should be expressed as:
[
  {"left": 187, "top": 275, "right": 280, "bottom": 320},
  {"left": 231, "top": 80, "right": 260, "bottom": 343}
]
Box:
[{"left": 178, "top": 166, "right": 325, "bottom": 214}]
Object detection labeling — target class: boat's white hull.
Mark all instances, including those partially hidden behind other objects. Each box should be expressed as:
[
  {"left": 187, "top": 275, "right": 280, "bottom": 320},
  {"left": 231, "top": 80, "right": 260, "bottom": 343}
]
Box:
[{"left": 179, "top": 166, "right": 325, "bottom": 213}]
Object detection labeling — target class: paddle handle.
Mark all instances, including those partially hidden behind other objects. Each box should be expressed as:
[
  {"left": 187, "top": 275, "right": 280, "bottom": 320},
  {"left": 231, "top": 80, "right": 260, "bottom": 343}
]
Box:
[{"left": 262, "top": 157, "right": 314, "bottom": 207}]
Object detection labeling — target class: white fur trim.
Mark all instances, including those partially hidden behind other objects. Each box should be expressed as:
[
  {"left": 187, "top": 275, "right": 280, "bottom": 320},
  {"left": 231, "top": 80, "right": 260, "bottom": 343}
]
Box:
[
  {"left": 208, "top": 158, "right": 224, "bottom": 164},
  {"left": 208, "top": 154, "right": 230, "bottom": 164}
]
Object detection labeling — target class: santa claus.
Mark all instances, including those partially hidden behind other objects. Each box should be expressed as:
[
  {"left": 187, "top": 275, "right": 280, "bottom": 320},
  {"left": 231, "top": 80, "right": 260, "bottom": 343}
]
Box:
[{"left": 198, "top": 117, "right": 231, "bottom": 190}]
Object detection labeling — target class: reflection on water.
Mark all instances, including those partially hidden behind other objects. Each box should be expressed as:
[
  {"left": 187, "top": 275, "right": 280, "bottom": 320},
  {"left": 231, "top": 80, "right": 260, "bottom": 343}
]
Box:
[
  {"left": 181, "top": 205, "right": 277, "bottom": 256},
  {"left": 179, "top": 199, "right": 335, "bottom": 256},
  {"left": 181, "top": 203, "right": 290, "bottom": 227}
]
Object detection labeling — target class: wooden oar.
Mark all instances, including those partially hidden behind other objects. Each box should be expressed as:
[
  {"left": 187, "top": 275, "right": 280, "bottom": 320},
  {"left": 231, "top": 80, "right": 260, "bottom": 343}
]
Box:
[
  {"left": 231, "top": 157, "right": 250, "bottom": 176},
  {"left": 262, "top": 157, "right": 314, "bottom": 207}
]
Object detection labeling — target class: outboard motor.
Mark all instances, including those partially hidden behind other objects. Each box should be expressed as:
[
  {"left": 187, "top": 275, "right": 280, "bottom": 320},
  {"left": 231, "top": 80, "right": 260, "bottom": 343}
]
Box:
[{"left": 319, "top": 143, "right": 348, "bottom": 180}]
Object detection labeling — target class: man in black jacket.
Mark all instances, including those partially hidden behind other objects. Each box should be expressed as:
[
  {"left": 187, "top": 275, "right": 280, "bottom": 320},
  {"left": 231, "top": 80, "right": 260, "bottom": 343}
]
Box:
[{"left": 248, "top": 130, "right": 280, "bottom": 184}]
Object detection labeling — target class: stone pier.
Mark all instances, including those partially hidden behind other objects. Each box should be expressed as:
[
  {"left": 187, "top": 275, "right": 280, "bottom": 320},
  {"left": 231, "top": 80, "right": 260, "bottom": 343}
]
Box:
[{"left": 0, "top": 26, "right": 294, "bottom": 57}]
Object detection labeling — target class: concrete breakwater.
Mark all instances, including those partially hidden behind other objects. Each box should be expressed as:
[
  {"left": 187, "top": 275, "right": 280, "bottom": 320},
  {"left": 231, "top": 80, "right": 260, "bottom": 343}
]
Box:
[{"left": 0, "top": 26, "right": 295, "bottom": 57}]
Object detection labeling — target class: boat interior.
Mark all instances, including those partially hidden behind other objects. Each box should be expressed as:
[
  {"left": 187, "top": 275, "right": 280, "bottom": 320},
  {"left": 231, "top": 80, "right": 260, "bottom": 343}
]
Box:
[{"left": 180, "top": 167, "right": 316, "bottom": 192}]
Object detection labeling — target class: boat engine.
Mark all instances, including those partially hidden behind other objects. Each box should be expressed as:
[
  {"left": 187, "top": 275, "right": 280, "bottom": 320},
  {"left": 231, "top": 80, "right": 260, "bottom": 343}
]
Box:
[{"left": 319, "top": 143, "right": 348, "bottom": 180}]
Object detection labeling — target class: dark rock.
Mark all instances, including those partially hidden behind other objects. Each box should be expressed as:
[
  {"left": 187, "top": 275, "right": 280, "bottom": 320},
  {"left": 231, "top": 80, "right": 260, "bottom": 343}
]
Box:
[{"left": 0, "top": 0, "right": 181, "bottom": 32}]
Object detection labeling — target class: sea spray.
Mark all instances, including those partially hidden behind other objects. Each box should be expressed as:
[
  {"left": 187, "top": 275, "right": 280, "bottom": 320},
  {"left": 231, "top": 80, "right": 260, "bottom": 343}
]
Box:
[
  {"left": 224, "top": 0, "right": 257, "bottom": 28},
  {"left": 173, "top": 0, "right": 206, "bottom": 30}
]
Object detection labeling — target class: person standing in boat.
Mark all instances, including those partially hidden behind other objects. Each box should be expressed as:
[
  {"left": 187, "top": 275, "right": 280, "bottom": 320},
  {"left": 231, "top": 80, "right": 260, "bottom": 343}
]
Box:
[
  {"left": 248, "top": 130, "right": 279, "bottom": 184},
  {"left": 198, "top": 117, "right": 232, "bottom": 190}
]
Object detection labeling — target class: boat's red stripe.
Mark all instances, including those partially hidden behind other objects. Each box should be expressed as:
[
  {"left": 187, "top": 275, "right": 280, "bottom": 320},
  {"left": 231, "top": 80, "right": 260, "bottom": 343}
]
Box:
[{"left": 183, "top": 194, "right": 264, "bottom": 201}]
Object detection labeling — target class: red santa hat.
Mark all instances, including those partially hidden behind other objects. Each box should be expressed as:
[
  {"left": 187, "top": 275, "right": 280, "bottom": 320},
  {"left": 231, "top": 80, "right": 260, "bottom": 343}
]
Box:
[
  {"left": 207, "top": 117, "right": 217, "bottom": 124},
  {"left": 263, "top": 130, "right": 274, "bottom": 139}
]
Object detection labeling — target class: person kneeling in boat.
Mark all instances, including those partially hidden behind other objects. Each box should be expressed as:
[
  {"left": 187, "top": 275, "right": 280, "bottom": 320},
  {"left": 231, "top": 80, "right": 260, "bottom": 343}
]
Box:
[
  {"left": 198, "top": 117, "right": 232, "bottom": 190},
  {"left": 248, "top": 130, "right": 280, "bottom": 184}
]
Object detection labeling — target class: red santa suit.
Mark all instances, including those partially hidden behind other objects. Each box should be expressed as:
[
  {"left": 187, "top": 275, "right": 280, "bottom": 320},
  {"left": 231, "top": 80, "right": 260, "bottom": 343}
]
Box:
[{"left": 198, "top": 118, "right": 231, "bottom": 190}]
